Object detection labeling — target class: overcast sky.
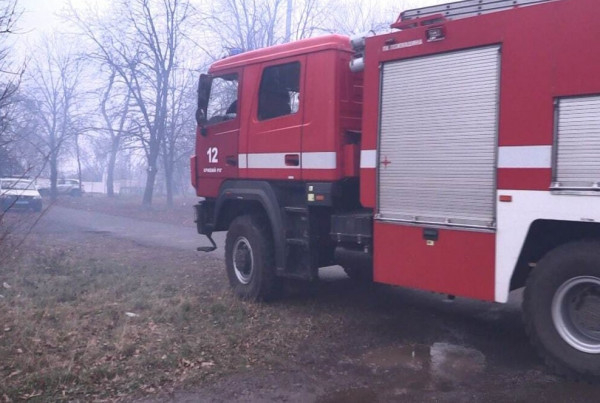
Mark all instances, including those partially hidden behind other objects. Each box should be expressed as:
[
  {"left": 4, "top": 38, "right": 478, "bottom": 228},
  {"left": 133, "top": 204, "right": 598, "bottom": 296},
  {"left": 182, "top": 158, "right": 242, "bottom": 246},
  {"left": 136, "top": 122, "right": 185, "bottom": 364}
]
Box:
[
  {"left": 17, "top": 0, "right": 449, "bottom": 39},
  {"left": 19, "top": 0, "right": 70, "bottom": 32}
]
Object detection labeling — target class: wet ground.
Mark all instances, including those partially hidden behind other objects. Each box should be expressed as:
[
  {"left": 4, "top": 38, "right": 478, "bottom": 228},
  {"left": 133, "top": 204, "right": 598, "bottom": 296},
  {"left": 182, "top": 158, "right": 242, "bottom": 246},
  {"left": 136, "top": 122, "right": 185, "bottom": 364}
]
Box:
[{"left": 7, "top": 205, "right": 600, "bottom": 401}]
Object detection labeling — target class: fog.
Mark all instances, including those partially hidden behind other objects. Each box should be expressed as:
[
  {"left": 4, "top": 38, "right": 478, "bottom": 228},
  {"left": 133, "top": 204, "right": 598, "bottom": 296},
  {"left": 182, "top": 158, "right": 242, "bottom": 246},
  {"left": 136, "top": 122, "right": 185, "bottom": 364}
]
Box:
[
  {"left": 1, "top": 0, "right": 447, "bottom": 207},
  {"left": 2, "top": 1, "right": 599, "bottom": 400}
]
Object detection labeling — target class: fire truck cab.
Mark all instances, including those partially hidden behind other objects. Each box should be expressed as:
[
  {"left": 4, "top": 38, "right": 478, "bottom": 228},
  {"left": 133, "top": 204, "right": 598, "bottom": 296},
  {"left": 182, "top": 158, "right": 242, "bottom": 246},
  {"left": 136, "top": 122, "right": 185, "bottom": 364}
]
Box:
[
  {"left": 193, "top": 0, "right": 600, "bottom": 380},
  {"left": 192, "top": 35, "right": 362, "bottom": 194},
  {"left": 192, "top": 35, "right": 364, "bottom": 281}
]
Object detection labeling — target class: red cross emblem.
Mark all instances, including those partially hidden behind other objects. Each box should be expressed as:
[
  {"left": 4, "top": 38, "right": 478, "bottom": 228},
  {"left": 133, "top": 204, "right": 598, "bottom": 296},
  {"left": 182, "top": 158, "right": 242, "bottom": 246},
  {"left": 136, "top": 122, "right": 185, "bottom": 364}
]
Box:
[{"left": 381, "top": 156, "right": 392, "bottom": 168}]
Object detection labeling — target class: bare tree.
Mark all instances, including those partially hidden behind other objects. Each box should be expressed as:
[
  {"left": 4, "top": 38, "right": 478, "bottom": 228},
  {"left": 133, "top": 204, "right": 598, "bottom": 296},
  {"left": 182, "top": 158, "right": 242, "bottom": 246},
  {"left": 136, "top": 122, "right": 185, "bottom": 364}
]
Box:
[
  {"left": 201, "top": 0, "right": 284, "bottom": 54},
  {"left": 201, "top": 0, "right": 332, "bottom": 57},
  {"left": 69, "top": 0, "right": 194, "bottom": 207},
  {"left": 327, "top": 0, "right": 453, "bottom": 36},
  {"left": 289, "top": 0, "right": 334, "bottom": 40},
  {"left": 25, "top": 37, "right": 83, "bottom": 200},
  {"left": 0, "top": 0, "right": 23, "bottom": 167},
  {"left": 0, "top": 0, "right": 22, "bottom": 107},
  {"left": 161, "top": 67, "right": 195, "bottom": 206},
  {"left": 324, "top": 0, "right": 390, "bottom": 36},
  {"left": 99, "top": 68, "right": 133, "bottom": 197}
]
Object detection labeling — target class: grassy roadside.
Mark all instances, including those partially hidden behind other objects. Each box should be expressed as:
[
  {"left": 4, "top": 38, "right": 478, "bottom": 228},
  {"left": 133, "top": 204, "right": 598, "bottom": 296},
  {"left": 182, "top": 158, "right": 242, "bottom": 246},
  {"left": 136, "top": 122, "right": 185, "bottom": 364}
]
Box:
[
  {"left": 54, "top": 195, "right": 198, "bottom": 228},
  {"left": 0, "top": 230, "right": 346, "bottom": 401}
]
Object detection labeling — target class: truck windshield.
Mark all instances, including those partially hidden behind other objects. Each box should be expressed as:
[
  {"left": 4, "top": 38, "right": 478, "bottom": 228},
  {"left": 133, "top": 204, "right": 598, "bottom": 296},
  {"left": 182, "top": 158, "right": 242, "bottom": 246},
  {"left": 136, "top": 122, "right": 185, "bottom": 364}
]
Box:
[{"left": 206, "top": 74, "right": 239, "bottom": 124}]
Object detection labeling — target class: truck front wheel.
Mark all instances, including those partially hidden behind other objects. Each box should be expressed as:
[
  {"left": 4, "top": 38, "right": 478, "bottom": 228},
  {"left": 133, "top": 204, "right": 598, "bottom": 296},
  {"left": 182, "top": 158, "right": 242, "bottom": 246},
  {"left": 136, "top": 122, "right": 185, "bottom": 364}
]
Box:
[
  {"left": 225, "top": 215, "right": 279, "bottom": 301},
  {"left": 523, "top": 240, "right": 600, "bottom": 381},
  {"left": 343, "top": 267, "right": 373, "bottom": 283}
]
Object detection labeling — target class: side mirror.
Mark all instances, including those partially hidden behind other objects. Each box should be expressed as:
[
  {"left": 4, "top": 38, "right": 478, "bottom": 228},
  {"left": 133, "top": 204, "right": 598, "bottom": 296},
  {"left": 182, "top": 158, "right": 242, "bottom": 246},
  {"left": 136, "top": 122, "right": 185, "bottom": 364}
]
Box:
[
  {"left": 195, "top": 108, "right": 206, "bottom": 126},
  {"left": 196, "top": 73, "right": 212, "bottom": 126}
]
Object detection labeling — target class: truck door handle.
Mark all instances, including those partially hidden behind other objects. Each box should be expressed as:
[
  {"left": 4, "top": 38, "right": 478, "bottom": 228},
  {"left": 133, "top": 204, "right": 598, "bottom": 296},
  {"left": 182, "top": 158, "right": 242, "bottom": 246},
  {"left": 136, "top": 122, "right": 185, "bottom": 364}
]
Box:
[
  {"left": 285, "top": 154, "right": 300, "bottom": 166},
  {"left": 226, "top": 155, "right": 237, "bottom": 166}
]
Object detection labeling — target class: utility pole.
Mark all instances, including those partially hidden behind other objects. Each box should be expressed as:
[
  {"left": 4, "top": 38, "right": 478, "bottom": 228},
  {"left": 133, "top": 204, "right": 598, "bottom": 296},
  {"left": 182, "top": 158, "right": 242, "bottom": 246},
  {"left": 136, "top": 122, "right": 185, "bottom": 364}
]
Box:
[{"left": 285, "top": 0, "right": 292, "bottom": 42}]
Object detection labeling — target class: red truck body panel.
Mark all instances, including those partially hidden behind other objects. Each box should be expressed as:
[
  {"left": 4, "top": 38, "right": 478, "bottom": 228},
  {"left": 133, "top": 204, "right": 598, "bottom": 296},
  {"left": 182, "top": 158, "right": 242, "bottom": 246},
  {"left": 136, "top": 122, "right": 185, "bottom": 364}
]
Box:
[
  {"left": 360, "top": 0, "right": 600, "bottom": 300},
  {"left": 360, "top": 0, "right": 600, "bottom": 207},
  {"left": 374, "top": 224, "right": 496, "bottom": 301}
]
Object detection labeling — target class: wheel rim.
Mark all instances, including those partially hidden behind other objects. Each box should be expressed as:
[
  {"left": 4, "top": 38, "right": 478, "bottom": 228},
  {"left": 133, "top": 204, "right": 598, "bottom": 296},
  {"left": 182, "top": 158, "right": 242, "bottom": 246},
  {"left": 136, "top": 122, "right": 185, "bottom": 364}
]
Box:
[
  {"left": 233, "top": 237, "right": 253, "bottom": 285},
  {"left": 552, "top": 276, "right": 600, "bottom": 354}
]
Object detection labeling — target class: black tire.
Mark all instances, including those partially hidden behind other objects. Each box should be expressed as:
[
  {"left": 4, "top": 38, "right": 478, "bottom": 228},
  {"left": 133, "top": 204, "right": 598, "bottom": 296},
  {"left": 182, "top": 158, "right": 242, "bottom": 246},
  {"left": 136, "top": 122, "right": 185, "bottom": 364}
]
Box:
[
  {"left": 225, "top": 214, "right": 279, "bottom": 301},
  {"left": 70, "top": 189, "right": 82, "bottom": 197},
  {"left": 523, "top": 240, "right": 600, "bottom": 381},
  {"left": 343, "top": 266, "right": 373, "bottom": 283}
]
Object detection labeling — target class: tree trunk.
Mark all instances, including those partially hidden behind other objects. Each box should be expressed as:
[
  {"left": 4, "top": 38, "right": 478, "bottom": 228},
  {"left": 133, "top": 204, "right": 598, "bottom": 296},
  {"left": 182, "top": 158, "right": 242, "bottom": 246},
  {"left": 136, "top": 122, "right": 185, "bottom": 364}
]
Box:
[
  {"left": 75, "top": 134, "right": 82, "bottom": 192},
  {"left": 50, "top": 151, "right": 58, "bottom": 201},
  {"left": 142, "top": 146, "right": 160, "bottom": 207},
  {"left": 106, "top": 161, "right": 115, "bottom": 197},
  {"left": 164, "top": 158, "right": 173, "bottom": 208},
  {"left": 165, "top": 172, "right": 173, "bottom": 208},
  {"left": 106, "top": 137, "right": 119, "bottom": 197},
  {"left": 142, "top": 166, "right": 157, "bottom": 207}
]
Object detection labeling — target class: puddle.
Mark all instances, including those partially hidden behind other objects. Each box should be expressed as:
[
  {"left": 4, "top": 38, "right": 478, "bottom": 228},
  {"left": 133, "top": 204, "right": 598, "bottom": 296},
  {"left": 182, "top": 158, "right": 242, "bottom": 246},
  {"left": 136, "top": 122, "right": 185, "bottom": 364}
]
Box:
[
  {"left": 361, "top": 342, "right": 485, "bottom": 382},
  {"left": 362, "top": 344, "right": 430, "bottom": 371},
  {"left": 316, "top": 387, "right": 378, "bottom": 403},
  {"left": 430, "top": 342, "right": 486, "bottom": 380}
]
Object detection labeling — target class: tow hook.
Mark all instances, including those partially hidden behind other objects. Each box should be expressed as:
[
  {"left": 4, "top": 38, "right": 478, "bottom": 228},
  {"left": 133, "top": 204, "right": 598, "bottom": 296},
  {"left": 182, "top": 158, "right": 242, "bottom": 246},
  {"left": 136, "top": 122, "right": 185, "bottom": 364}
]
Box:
[{"left": 197, "top": 233, "right": 217, "bottom": 252}]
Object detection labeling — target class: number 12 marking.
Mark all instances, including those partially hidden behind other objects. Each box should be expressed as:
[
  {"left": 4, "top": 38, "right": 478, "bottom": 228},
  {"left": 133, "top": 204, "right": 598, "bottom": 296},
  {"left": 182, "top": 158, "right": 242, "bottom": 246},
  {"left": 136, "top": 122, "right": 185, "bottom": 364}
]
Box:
[{"left": 207, "top": 147, "right": 219, "bottom": 163}]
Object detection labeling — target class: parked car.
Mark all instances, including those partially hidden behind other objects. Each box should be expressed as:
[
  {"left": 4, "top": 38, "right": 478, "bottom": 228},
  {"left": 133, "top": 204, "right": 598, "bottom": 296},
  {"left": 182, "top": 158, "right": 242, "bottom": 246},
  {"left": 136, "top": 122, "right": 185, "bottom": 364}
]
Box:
[
  {"left": 57, "top": 179, "right": 84, "bottom": 197},
  {"left": 38, "top": 178, "right": 84, "bottom": 197},
  {"left": 0, "top": 178, "right": 43, "bottom": 212}
]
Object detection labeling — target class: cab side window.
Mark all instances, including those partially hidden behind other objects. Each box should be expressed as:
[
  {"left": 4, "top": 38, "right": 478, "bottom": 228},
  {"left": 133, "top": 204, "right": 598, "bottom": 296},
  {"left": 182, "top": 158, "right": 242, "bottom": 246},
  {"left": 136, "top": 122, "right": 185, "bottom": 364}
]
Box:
[
  {"left": 206, "top": 74, "right": 239, "bottom": 124},
  {"left": 258, "top": 62, "right": 300, "bottom": 121}
]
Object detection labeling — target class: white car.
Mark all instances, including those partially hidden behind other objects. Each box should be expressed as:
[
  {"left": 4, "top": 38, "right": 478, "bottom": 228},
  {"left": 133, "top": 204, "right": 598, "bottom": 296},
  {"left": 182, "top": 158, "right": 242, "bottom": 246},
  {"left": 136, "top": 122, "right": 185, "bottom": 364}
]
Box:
[
  {"left": 0, "top": 178, "right": 43, "bottom": 212},
  {"left": 37, "top": 178, "right": 84, "bottom": 197}
]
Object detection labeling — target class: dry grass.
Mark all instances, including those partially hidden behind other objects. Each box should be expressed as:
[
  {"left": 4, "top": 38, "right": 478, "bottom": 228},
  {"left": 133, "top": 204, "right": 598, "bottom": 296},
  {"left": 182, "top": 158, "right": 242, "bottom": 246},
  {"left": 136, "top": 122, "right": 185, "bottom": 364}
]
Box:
[
  {"left": 0, "top": 231, "right": 343, "bottom": 401},
  {"left": 55, "top": 195, "right": 197, "bottom": 227}
]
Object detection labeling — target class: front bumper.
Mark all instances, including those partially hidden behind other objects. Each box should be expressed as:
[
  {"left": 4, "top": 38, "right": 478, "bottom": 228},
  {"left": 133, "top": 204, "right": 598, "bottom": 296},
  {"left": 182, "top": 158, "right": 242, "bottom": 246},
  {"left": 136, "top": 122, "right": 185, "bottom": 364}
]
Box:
[{"left": 1, "top": 196, "right": 42, "bottom": 211}]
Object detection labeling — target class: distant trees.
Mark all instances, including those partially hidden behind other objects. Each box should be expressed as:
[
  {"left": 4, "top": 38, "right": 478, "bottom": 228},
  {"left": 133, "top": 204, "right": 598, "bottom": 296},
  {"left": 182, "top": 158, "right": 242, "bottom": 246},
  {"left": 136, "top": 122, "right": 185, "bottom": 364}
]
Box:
[
  {"left": 200, "top": 0, "right": 333, "bottom": 55},
  {"left": 69, "top": 0, "right": 195, "bottom": 207},
  {"left": 0, "top": 0, "right": 24, "bottom": 177},
  {"left": 0, "top": 0, "right": 22, "bottom": 119},
  {"left": 99, "top": 68, "right": 133, "bottom": 197},
  {"left": 162, "top": 68, "right": 196, "bottom": 207},
  {"left": 0, "top": 0, "right": 444, "bottom": 207},
  {"left": 327, "top": 0, "right": 393, "bottom": 35},
  {"left": 24, "top": 38, "right": 84, "bottom": 200}
]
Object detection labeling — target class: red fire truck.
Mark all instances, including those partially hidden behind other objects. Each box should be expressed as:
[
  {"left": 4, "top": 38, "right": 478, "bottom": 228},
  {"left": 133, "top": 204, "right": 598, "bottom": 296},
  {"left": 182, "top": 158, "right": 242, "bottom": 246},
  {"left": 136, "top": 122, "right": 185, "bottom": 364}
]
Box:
[{"left": 192, "top": 0, "right": 600, "bottom": 379}]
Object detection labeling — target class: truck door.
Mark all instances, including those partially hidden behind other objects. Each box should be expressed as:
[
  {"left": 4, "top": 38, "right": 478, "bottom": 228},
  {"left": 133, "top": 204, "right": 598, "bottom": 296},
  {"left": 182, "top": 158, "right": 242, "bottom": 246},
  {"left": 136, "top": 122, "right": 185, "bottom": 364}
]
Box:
[
  {"left": 195, "top": 72, "right": 240, "bottom": 195},
  {"left": 244, "top": 57, "right": 305, "bottom": 180}
]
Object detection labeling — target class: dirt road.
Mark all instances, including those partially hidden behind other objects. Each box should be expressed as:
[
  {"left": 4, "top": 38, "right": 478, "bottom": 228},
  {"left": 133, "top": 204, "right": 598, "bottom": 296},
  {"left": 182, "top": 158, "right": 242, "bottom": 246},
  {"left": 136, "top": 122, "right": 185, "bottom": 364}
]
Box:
[
  {"left": 39, "top": 205, "right": 226, "bottom": 258},
  {"left": 9, "top": 205, "right": 600, "bottom": 401}
]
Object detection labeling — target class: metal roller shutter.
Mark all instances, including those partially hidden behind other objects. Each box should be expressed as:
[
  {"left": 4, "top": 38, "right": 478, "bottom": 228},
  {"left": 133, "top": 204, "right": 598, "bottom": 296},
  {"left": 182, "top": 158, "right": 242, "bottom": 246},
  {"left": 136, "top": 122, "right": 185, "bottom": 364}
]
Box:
[
  {"left": 555, "top": 96, "right": 600, "bottom": 190},
  {"left": 378, "top": 46, "right": 500, "bottom": 229}
]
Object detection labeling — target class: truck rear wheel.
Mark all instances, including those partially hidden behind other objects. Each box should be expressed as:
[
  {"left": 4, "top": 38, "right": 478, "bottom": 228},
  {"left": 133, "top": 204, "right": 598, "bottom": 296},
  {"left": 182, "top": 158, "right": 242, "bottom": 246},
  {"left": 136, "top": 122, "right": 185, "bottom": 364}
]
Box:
[
  {"left": 225, "top": 214, "right": 279, "bottom": 301},
  {"left": 523, "top": 240, "right": 600, "bottom": 381}
]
